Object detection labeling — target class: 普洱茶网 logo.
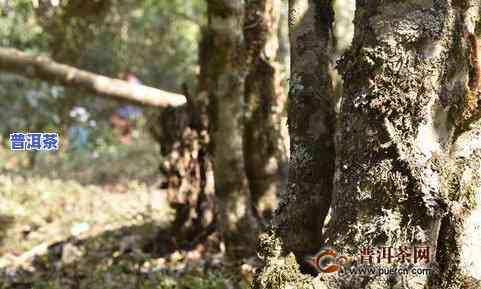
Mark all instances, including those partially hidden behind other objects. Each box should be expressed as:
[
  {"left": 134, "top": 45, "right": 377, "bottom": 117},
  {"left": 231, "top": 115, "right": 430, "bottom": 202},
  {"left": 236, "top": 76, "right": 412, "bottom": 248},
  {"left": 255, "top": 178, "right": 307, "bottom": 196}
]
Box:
[{"left": 309, "top": 244, "right": 432, "bottom": 275}]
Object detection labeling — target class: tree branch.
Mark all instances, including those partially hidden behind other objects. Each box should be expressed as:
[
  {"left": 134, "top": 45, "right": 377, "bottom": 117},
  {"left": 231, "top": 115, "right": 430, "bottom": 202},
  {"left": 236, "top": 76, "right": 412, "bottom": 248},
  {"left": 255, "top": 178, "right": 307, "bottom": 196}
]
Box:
[{"left": 0, "top": 47, "right": 187, "bottom": 107}]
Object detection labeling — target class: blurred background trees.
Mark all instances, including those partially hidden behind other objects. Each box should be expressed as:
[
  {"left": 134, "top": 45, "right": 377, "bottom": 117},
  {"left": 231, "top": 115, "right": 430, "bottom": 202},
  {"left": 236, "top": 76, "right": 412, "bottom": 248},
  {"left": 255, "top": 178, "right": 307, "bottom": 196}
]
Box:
[
  {"left": 0, "top": 0, "right": 203, "bottom": 150},
  {"left": 1, "top": 0, "right": 291, "bottom": 268}
]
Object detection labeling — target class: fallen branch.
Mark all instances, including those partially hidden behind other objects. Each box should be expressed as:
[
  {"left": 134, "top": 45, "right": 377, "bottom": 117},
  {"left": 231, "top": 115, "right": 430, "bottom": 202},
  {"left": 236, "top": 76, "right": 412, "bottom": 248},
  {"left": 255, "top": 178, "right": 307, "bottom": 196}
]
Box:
[{"left": 0, "top": 47, "right": 187, "bottom": 107}]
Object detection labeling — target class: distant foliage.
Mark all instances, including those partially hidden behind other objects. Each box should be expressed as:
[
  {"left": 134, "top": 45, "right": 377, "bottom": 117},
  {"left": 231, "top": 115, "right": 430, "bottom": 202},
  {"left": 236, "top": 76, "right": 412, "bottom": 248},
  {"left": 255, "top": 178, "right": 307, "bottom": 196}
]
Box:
[{"left": 0, "top": 0, "right": 205, "bottom": 141}]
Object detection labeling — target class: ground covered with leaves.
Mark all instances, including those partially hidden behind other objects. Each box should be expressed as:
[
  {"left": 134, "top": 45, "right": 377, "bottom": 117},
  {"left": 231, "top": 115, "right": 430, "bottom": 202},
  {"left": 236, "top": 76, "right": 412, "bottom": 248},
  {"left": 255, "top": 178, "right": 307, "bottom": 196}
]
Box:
[{"left": 0, "top": 136, "right": 252, "bottom": 289}]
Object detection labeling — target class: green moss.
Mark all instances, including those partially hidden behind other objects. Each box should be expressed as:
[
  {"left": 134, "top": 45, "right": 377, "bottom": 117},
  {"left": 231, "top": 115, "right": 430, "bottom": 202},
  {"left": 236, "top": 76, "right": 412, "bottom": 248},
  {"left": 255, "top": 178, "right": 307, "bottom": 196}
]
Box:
[
  {"left": 253, "top": 232, "right": 325, "bottom": 289},
  {"left": 442, "top": 155, "right": 480, "bottom": 212},
  {"left": 253, "top": 252, "right": 319, "bottom": 289},
  {"left": 465, "top": 185, "right": 478, "bottom": 210}
]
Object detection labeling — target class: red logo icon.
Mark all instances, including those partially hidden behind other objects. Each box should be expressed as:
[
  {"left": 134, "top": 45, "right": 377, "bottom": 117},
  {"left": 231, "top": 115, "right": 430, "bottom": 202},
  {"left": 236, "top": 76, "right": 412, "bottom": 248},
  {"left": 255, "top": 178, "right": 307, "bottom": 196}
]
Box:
[{"left": 312, "top": 248, "right": 348, "bottom": 273}]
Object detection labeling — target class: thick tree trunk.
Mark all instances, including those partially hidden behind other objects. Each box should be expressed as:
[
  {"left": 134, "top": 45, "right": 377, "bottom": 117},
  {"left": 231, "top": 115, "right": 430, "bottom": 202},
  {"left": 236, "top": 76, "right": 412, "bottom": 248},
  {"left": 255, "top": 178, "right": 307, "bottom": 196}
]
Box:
[
  {"left": 0, "top": 47, "right": 186, "bottom": 107},
  {"left": 254, "top": 1, "right": 481, "bottom": 289},
  {"left": 205, "top": 0, "right": 260, "bottom": 259},
  {"left": 322, "top": 1, "right": 481, "bottom": 287},
  {"left": 244, "top": 0, "right": 288, "bottom": 221}
]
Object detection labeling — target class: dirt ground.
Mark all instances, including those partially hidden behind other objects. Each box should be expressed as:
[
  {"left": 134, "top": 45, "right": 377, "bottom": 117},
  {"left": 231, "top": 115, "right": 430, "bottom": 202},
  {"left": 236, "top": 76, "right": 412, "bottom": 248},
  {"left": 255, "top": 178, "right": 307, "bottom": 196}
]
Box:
[{"left": 0, "top": 137, "right": 253, "bottom": 289}]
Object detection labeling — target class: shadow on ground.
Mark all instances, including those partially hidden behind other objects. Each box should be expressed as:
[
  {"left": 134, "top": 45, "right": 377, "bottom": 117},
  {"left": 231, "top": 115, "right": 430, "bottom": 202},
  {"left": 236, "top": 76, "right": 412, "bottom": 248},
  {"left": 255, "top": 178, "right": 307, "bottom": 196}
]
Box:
[{"left": 0, "top": 221, "right": 247, "bottom": 289}]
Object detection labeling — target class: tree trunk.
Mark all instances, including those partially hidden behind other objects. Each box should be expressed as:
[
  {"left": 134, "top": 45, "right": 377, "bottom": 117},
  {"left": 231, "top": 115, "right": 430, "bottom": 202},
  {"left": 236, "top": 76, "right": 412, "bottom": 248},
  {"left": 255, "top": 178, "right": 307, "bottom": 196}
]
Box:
[
  {"left": 269, "top": 0, "right": 336, "bottom": 272},
  {"left": 323, "top": 1, "right": 481, "bottom": 287},
  {"left": 277, "top": 0, "right": 290, "bottom": 70},
  {"left": 153, "top": 0, "right": 290, "bottom": 256},
  {"left": 150, "top": 83, "right": 215, "bottom": 248},
  {"left": 244, "top": 0, "right": 288, "bottom": 222},
  {"left": 254, "top": 1, "right": 481, "bottom": 289},
  {"left": 205, "top": 0, "right": 260, "bottom": 259}
]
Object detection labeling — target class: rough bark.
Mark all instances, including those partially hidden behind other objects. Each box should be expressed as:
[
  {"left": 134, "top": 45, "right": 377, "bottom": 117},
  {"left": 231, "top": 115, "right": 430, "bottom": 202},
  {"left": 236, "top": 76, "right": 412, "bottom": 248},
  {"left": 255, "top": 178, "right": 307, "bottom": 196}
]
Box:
[
  {"left": 254, "top": 1, "right": 481, "bottom": 289},
  {"left": 151, "top": 85, "right": 215, "bottom": 246},
  {"left": 244, "top": 0, "right": 288, "bottom": 221},
  {"left": 272, "top": 0, "right": 336, "bottom": 271},
  {"left": 148, "top": 29, "right": 216, "bottom": 248},
  {"left": 322, "top": 1, "right": 481, "bottom": 287},
  {"left": 0, "top": 47, "right": 186, "bottom": 107},
  {"left": 205, "top": 0, "right": 260, "bottom": 259},
  {"left": 152, "top": 0, "right": 290, "bottom": 255}
]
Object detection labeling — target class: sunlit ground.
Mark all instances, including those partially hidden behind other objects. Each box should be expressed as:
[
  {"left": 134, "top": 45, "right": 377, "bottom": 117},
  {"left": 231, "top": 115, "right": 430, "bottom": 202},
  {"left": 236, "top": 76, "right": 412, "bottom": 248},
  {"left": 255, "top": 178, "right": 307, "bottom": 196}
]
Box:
[{"left": 0, "top": 133, "right": 251, "bottom": 289}]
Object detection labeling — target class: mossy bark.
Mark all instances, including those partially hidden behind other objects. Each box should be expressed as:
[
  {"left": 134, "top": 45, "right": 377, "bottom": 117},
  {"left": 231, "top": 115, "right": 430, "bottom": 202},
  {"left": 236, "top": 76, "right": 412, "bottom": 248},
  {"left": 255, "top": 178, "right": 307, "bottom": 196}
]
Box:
[
  {"left": 244, "top": 0, "right": 288, "bottom": 221},
  {"left": 203, "top": 0, "right": 292, "bottom": 258},
  {"left": 254, "top": 1, "right": 481, "bottom": 288},
  {"left": 158, "top": 0, "right": 290, "bottom": 257},
  {"left": 205, "top": 0, "right": 260, "bottom": 259},
  {"left": 274, "top": 0, "right": 336, "bottom": 272}
]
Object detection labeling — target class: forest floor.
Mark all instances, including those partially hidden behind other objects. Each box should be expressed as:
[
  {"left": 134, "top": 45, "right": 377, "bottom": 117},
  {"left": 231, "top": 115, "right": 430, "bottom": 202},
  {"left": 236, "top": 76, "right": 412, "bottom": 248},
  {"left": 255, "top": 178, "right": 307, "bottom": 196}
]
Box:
[{"left": 0, "top": 136, "right": 252, "bottom": 289}]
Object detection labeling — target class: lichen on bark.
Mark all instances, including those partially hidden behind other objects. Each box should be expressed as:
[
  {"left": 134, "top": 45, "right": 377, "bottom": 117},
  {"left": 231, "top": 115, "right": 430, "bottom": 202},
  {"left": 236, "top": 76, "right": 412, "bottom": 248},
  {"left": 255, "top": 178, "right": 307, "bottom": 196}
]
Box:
[
  {"left": 254, "top": 1, "right": 481, "bottom": 288},
  {"left": 323, "top": 1, "right": 481, "bottom": 287},
  {"left": 271, "top": 0, "right": 336, "bottom": 273}
]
